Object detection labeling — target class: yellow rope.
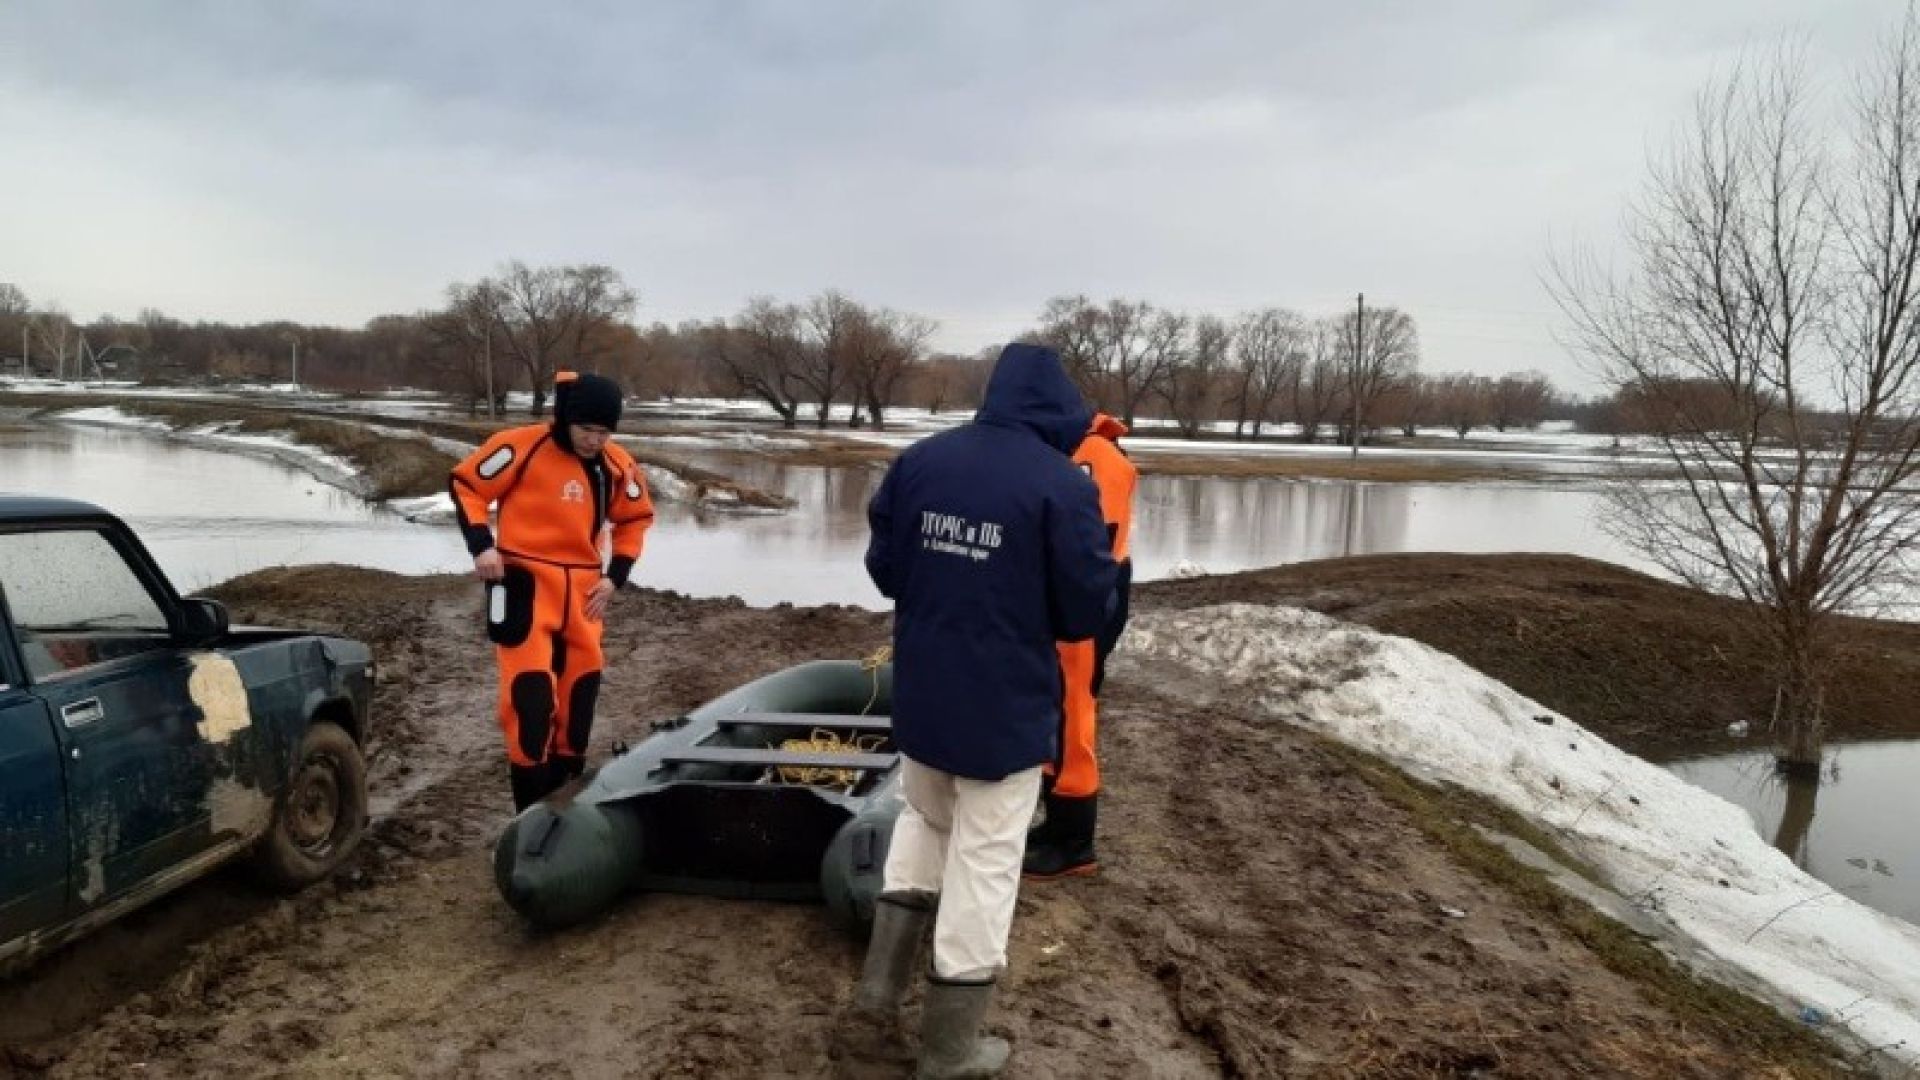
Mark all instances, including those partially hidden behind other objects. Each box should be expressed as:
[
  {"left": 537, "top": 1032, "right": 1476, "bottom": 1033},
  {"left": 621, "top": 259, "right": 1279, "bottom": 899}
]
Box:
[
  {"left": 859, "top": 644, "right": 892, "bottom": 717},
  {"left": 760, "top": 645, "right": 894, "bottom": 792},
  {"left": 774, "top": 727, "right": 888, "bottom": 790}
]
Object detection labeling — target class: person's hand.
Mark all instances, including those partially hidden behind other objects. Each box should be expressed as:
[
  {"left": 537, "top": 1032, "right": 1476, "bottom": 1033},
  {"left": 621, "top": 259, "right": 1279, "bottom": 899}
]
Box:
[
  {"left": 585, "top": 577, "right": 617, "bottom": 622},
  {"left": 473, "top": 549, "right": 505, "bottom": 582}
]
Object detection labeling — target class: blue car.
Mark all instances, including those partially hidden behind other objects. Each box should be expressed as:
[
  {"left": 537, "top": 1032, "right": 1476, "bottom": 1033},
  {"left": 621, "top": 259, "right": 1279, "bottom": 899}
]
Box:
[{"left": 0, "top": 496, "right": 374, "bottom": 972}]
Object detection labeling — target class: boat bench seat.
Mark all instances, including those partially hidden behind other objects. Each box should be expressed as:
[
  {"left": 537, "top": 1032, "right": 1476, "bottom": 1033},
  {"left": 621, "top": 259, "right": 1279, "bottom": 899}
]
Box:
[
  {"left": 662, "top": 747, "right": 899, "bottom": 771},
  {"left": 715, "top": 711, "right": 892, "bottom": 733}
]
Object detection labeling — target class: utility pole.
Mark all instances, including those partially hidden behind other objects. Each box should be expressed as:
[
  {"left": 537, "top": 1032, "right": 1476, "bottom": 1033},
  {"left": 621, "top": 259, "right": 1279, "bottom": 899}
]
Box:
[
  {"left": 19, "top": 323, "right": 27, "bottom": 380},
  {"left": 1351, "top": 292, "right": 1365, "bottom": 460},
  {"left": 291, "top": 338, "right": 300, "bottom": 388}
]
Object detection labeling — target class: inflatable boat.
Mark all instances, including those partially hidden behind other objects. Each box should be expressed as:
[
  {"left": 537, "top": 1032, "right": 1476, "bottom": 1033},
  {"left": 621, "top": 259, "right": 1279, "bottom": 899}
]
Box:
[{"left": 493, "top": 660, "right": 904, "bottom": 931}]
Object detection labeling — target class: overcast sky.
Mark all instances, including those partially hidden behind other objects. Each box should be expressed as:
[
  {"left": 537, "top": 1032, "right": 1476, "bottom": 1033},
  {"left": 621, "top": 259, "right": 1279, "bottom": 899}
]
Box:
[{"left": 0, "top": 1, "right": 1898, "bottom": 392}]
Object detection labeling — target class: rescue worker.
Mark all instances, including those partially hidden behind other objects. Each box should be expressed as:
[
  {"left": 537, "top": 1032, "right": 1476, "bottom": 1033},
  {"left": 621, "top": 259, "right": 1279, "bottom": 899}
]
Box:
[
  {"left": 449, "top": 371, "right": 655, "bottom": 812},
  {"left": 851, "top": 343, "right": 1117, "bottom": 1079},
  {"left": 1024, "top": 411, "right": 1137, "bottom": 880}
]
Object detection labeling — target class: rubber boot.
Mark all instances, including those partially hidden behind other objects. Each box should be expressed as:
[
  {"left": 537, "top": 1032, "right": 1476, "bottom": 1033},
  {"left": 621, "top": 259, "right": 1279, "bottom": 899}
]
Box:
[
  {"left": 1025, "top": 772, "right": 1059, "bottom": 848},
  {"left": 1022, "top": 793, "right": 1097, "bottom": 880},
  {"left": 853, "top": 891, "right": 935, "bottom": 1018},
  {"left": 508, "top": 763, "right": 549, "bottom": 812},
  {"left": 836, "top": 891, "right": 934, "bottom": 1068},
  {"left": 916, "top": 975, "right": 1010, "bottom": 1079}
]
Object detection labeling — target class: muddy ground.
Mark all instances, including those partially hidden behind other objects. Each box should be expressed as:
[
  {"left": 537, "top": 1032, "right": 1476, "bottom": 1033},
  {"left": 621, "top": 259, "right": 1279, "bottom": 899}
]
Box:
[{"left": 0, "top": 557, "right": 1886, "bottom": 1078}]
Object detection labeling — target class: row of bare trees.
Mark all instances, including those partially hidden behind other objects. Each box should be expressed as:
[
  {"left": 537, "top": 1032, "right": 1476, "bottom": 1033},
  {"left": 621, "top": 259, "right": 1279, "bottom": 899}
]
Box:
[
  {"left": 1029, "top": 296, "right": 1429, "bottom": 444},
  {"left": 662, "top": 293, "right": 940, "bottom": 430},
  {"left": 10, "top": 274, "right": 1583, "bottom": 441}
]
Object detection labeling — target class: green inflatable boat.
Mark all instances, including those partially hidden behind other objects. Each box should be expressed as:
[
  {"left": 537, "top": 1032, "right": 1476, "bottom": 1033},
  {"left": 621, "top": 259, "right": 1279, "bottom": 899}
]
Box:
[{"left": 493, "top": 660, "right": 903, "bottom": 931}]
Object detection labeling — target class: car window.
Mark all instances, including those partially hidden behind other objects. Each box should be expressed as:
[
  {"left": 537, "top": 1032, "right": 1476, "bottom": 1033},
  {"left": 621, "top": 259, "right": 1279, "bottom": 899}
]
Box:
[{"left": 0, "top": 529, "right": 170, "bottom": 677}]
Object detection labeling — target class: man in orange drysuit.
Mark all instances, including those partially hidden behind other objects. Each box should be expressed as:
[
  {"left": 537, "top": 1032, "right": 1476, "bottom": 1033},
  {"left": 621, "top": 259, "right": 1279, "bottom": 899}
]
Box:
[
  {"left": 449, "top": 371, "right": 656, "bottom": 811},
  {"left": 1023, "top": 411, "right": 1137, "bottom": 879}
]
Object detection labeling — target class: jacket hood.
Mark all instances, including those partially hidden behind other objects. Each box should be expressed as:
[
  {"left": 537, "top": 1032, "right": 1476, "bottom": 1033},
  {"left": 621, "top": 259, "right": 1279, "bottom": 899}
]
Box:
[{"left": 975, "top": 343, "right": 1092, "bottom": 455}]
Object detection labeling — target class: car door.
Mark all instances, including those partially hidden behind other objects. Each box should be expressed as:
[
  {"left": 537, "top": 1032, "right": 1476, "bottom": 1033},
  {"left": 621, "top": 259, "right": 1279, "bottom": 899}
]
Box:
[
  {"left": 0, "top": 526, "right": 216, "bottom": 910},
  {"left": 0, "top": 582, "right": 67, "bottom": 949}
]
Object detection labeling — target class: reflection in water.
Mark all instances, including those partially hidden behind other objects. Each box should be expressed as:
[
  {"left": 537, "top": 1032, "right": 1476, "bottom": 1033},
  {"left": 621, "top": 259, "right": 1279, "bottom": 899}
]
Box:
[
  {"left": 1672, "top": 743, "right": 1919, "bottom": 925},
  {"left": 1773, "top": 773, "right": 1819, "bottom": 866}
]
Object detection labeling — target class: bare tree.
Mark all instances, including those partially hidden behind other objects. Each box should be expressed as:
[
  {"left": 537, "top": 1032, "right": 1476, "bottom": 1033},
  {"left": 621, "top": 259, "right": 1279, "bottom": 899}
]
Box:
[
  {"left": 725, "top": 299, "right": 809, "bottom": 427},
  {"left": 851, "top": 308, "right": 936, "bottom": 430},
  {"left": 1336, "top": 305, "right": 1420, "bottom": 448},
  {"left": 1033, "top": 296, "right": 1181, "bottom": 427},
  {"left": 1227, "top": 308, "right": 1307, "bottom": 439},
  {"left": 1034, "top": 294, "right": 1105, "bottom": 387},
  {"left": 1375, "top": 375, "right": 1436, "bottom": 438},
  {"left": 0, "top": 284, "right": 26, "bottom": 374},
  {"left": 1161, "top": 314, "right": 1230, "bottom": 438},
  {"left": 798, "top": 291, "right": 867, "bottom": 428},
  {"left": 1492, "top": 372, "right": 1554, "bottom": 431},
  {"left": 1432, "top": 373, "right": 1495, "bottom": 439},
  {"left": 1290, "top": 319, "right": 1349, "bottom": 443},
  {"left": 429, "top": 283, "right": 509, "bottom": 416},
  {"left": 488, "top": 262, "right": 638, "bottom": 416},
  {"left": 31, "top": 304, "right": 75, "bottom": 380},
  {"left": 1552, "top": 24, "right": 1920, "bottom": 774}
]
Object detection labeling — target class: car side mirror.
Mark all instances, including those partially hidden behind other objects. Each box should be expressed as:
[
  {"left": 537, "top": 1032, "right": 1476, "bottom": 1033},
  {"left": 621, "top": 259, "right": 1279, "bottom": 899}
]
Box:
[{"left": 179, "top": 598, "right": 229, "bottom": 646}]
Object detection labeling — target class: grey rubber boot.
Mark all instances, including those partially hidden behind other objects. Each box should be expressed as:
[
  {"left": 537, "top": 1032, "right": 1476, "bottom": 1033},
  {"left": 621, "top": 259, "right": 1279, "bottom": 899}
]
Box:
[
  {"left": 852, "top": 890, "right": 934, "bottom": 1018},
  {"left": 916, "top": 975, "right": 1011, "bottom": 1079}
]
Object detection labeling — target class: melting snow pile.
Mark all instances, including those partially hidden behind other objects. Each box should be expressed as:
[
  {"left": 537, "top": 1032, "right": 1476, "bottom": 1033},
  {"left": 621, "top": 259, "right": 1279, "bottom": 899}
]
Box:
[{"left": 1126, "top": 603, "right": 1920, "bottom": 1066}]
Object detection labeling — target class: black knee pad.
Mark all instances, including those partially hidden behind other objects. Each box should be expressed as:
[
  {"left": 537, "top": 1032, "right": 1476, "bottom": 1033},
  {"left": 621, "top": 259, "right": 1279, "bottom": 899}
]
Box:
[
  {"left": 511, "top": 672, "right": 555, "bottom": 762},
  {"left": 567, "top": 671, "right": 602, "bottom": 754}
]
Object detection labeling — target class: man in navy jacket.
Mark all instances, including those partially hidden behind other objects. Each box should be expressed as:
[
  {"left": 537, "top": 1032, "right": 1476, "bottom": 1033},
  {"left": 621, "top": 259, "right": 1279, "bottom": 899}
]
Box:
[{"left": 851, "top": 342, "right": 1117, "bottom": 1078}]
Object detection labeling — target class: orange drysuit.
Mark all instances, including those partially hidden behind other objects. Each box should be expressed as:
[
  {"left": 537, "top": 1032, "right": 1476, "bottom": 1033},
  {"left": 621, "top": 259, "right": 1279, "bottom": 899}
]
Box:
[
  {"left": 450, "top": 411, "right": 654, "bottom": 774},
  {"left": 1050, "top": 413, "right": 1137, "bottom": 797}
]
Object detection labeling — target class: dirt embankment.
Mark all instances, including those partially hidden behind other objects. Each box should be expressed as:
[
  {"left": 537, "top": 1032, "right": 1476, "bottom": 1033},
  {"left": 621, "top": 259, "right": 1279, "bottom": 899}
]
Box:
[
  {"left": 1138, "top": 553, "right": 1920, "bottom": 762},
  {"left": 0, "top": 559, "right": 1867, "bottom": 1078},
  {"left": 4, "top": 392, "right": 793, "bottom": 510}
]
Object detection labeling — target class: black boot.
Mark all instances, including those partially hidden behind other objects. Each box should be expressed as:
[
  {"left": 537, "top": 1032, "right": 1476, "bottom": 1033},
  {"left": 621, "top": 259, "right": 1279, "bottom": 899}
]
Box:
[
  {"left": 508, "top": 763, "right": 549, "bottom": 812},
  {"left": 916, "top": 974, "right": 1010, "bottom": 1079},
  {"left": 550, "top": 753, "right": 587, "bottom": 795},
  {"left": 1025, "top": 772, "right": 1058, "bottom": 847},
  {"left": 853, "top": 891, "right": 935, "bottom": 1019},
  {"left": 1022, "top": 793, "right": 1098, "bottom": 880}
]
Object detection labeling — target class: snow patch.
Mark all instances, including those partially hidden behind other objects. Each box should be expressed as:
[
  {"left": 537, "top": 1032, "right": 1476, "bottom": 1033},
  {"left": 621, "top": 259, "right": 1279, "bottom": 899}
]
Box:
[{"left": 1124, "top": 603, "right": 1920, "bottom": 1066}]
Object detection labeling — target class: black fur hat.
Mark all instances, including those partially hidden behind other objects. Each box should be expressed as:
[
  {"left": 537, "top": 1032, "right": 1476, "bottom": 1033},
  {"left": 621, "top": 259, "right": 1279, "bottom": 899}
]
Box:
[{"left": 554, "top": 372, "right": 623, "bottom": 430}]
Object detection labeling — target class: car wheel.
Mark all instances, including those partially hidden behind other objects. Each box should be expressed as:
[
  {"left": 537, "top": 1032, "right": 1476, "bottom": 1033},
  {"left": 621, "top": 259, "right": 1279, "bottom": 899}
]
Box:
[{"left": 253, "top": 721, "right": 368, "bottom": 890}]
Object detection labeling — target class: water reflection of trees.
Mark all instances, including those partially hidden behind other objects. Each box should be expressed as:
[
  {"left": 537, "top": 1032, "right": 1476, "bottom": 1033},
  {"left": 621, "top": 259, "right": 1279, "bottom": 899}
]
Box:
[{"left": 1133, "top": 477, "right": 1412, "bottom": 568}]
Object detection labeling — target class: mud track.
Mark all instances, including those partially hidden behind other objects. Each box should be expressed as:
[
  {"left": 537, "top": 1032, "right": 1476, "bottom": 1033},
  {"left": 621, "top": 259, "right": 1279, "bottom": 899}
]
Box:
[{"left": 0, "top": 565, "right": 1857, "bottom": 1077}]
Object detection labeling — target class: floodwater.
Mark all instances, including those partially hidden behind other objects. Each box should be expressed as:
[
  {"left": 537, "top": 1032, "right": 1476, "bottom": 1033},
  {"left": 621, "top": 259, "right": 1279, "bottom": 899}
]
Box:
[
  {"left": 2, "top": 422, "right": 1649, "bottom": 606},
  {"left": 1671, "top": 743, "right": 1920, "bottom": 926},
  {"left": 659, "top": 453, "right": 1654, "bottom": 606},
  {"left": 0, "top": 424, "right": 469, "bottom": 592}
]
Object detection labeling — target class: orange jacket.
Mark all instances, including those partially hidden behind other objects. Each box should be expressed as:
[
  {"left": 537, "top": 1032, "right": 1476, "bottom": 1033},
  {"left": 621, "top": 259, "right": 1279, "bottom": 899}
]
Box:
[
  {"left": 1073, "top": 413, "right": 1137, "bottom": 563},
  {"left": 450, "top": 424, "right": 655, "bottom": 584}
]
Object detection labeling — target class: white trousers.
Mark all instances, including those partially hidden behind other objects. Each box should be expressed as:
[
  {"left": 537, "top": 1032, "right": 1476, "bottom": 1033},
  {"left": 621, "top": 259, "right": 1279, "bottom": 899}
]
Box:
[{"left": 881, "top": 756, "right": 1042, "bottom": 981}]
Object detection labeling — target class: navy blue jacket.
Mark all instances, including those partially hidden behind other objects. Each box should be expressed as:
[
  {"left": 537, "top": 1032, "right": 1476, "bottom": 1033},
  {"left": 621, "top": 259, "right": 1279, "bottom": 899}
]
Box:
[{"left": 865, "top": 344, "right": 1118, "bottom": 781}]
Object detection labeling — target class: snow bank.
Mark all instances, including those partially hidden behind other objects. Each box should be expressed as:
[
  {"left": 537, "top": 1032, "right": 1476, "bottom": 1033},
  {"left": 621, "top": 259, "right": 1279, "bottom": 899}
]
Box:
[
  {"left": 1125, "top": 603, "right": 1920, "bottom": 1067},
  {"left": 57, "top": 405, "right": 171, "bottom": 431},
  {"left": 57, "top": 406, "right": 367, "bottom": 497},
  {"left": 388, "top": 493, "right": 457, "bottom": 523}
]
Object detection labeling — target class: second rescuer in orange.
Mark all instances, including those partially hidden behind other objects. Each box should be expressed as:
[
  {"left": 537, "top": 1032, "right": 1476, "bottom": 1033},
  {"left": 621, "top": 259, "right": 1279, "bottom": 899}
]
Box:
[
  {"left": 1024, "top": 411, "right": 1137, "bottom": 879},
  {"left": 450, "top": 372, "right": 655, "bottom": 811}
]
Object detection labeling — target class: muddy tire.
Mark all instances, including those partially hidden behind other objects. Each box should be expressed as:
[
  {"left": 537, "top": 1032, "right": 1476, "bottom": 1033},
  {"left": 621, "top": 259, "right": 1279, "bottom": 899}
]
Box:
[{"left": 253, "top": 721, "right": 368, "bottom": 891}]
